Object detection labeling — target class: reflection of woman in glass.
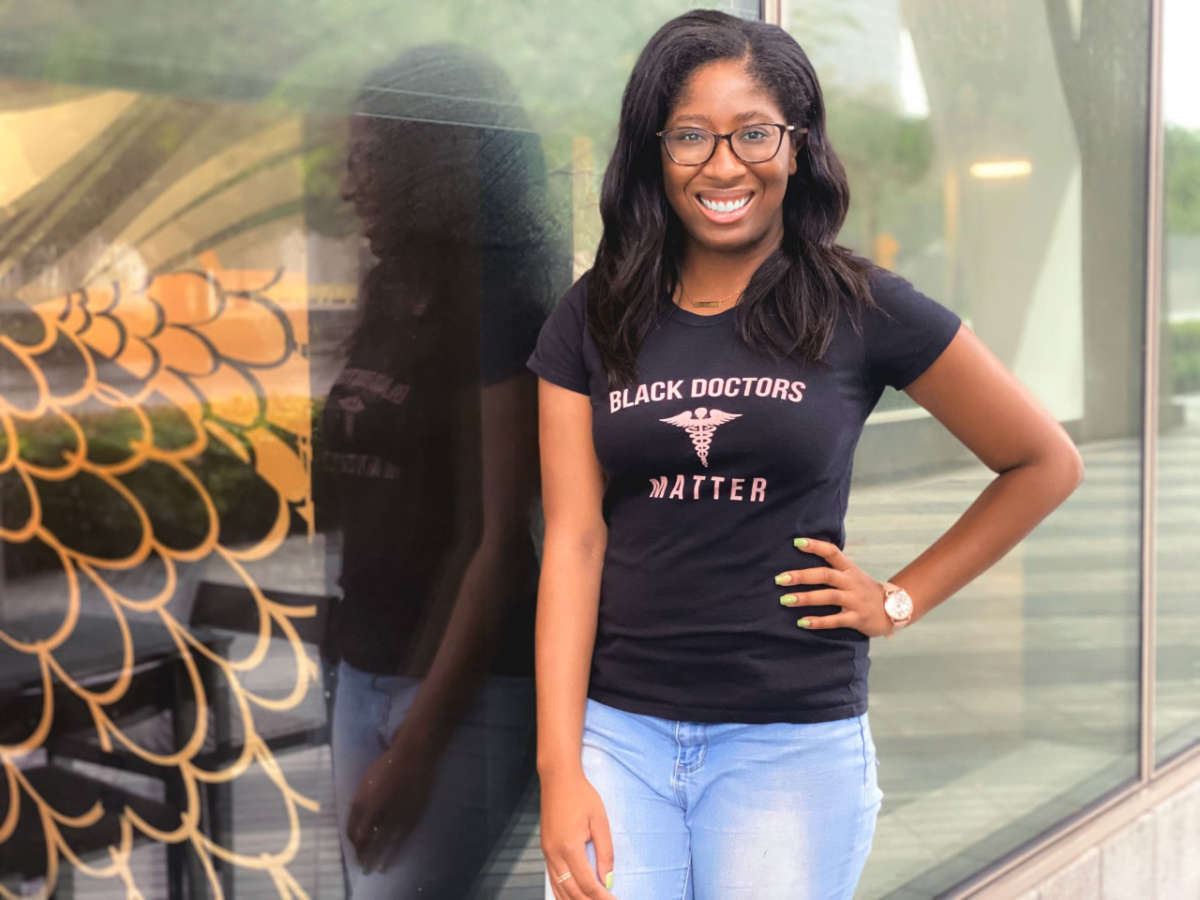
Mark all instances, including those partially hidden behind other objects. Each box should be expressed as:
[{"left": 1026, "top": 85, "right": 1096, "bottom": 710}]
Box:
[
  {"left": 321, "top": 43, "right": 562, "bottom": 897},
  {"left": 530, "top": 11, "right": 1083, "bottom": 900}
]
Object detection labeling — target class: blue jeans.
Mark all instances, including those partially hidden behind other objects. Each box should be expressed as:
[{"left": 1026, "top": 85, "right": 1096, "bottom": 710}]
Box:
[
  {"left": 332, "top": 660, "right": 536, "bottom": 899},
  {"left": 546, "top": 698, "right": 882, "bottom": 900}
]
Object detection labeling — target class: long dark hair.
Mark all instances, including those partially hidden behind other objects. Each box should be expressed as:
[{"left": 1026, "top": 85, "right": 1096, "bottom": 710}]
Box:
[
  {"left": 590, "top": 9, "right": 878, "bottom": 388},
  {"left": 343, "top": 43, "right": 565, "bottom": 367}
]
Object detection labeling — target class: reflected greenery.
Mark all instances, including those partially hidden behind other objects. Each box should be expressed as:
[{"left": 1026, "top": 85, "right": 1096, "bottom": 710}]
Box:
[
  {"left": 1, "top": 406, "right": 296, "bottom": 578},
  {"left": 1170, "top": 320, "right": 1200, "bottom": 393},
  {"left": 1166, "top": 126, "right": 1200, "bottom": 233}
]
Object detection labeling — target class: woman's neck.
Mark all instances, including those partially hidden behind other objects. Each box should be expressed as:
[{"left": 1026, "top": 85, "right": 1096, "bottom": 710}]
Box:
[
  {"left": 675, "top": 238, "right": 780, "bottom": 308},
  {"left": 676, "top": 217, "right": 787, "bottom": 304}
]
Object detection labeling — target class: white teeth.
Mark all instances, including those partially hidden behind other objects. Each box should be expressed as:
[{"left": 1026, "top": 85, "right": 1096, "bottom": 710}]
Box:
[{"left": 699, "top": 194, "right": 750, "bottom": 213}]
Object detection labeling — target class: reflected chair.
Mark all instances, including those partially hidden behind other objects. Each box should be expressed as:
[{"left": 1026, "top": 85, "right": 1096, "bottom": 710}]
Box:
[
  {"left": 186, "top": 580, "right": 339, "bottom": 895},
  {"left": 40, "top": 584, "right": 337, "bottom": 897},
  {"left": 0, "top": 763, "right": 181, "bottom": 896},
  {"left": 0, "top": 613, "right": 220, "bottom": 898}
]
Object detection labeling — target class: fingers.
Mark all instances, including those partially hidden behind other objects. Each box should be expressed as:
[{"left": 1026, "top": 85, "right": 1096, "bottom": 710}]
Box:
[
  {"left": 543, "top": 855, "right": 586, "bottom": 900},
  {"left": 547, "top": 864, "right": 583, "bottom": 900},
  {"left": 545, "top": 858, "right": 580, "bottom": 900},
  {"left": 357, "top": 822, "right": 391, "bottom": 874},
  {"left": 778, "top": 586, "right": 840, "bottom": 608},
  {"left": 544, "top": 854, "right": 580, "bottom": 900},
  {"left": 591, "top": 809, "right": 615, "bottom": 892},
  {"left": 794, "top": 611, "right": 854, "bottom": 631},
  {"left": 346, "top": 796, "right": 370, "bottom": 859},
  {"left": 544, "top": 844, "right": 616, "bottom": 900},
  {"left": 348, "top": 796, "right": 396, "bottom": 874},
  {"left": 774, "top": 566, "right": 845, "bottom": 588},
  {"left": 792, "top": 536, "right": 851, "bottom": 569},
  {"left": 566, "top": 840, "right": 615, "bottom": 898}
]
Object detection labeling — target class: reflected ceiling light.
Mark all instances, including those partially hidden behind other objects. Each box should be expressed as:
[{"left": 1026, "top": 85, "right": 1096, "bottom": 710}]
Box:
[{"left": 969, "top": 159, "right": 1033, "bottom": 179}]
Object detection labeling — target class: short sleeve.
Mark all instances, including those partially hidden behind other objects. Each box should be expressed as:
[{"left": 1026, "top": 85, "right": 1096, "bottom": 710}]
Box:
[
  {"left": 863, "top": 266, "right": 962, "bottom": 391},
  {"left": 525, "top": 272, "right": 592, "bottom": 395}
]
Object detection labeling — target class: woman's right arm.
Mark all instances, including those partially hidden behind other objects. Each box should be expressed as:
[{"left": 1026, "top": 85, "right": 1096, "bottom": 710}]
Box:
[{"left": 535, "top": 377, "right": 617, "bottom": 900}]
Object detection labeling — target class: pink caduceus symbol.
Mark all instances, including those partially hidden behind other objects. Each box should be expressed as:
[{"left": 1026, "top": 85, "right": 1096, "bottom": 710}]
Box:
[{"left": 659, "top": 407, "right": 742, "bottom": 468}]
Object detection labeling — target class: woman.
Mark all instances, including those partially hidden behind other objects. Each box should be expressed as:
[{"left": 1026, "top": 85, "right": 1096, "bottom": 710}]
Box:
[
  {"left": 321, "top": 43, "right": 565, "bottom": 897},
  {"left": 528, "top": 10, "right": 1084, "bottom": 900}
]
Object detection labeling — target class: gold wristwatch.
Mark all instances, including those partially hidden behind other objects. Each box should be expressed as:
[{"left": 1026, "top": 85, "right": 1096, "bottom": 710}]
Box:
[{"left": 881, "top": 581, "right": 913, "bottom": 638}]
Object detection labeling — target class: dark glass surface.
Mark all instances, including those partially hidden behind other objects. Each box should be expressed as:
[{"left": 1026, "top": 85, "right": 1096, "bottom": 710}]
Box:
[{"left": 0, "top": 3, "right": 757, "bottom": 896}]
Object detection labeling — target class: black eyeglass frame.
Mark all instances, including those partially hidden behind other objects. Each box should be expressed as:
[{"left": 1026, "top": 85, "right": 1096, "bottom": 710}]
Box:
[{"left": 655, "top": 123, "right": 806, "bottom": 166}]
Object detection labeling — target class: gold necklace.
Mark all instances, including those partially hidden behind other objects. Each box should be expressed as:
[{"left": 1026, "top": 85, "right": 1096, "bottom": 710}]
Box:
[{"left": 678, "top": 282, "right": 742, "bottom": 309}]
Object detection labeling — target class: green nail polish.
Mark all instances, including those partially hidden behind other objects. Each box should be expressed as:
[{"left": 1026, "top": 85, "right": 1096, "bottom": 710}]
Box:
[
  {"left": 605, "top": 871, "right": 614, "bottom": 890},
  {"left": 794, "top": 537, "right": 808, "bottom": 548},
  {"left": 797, "top": 618, "right": 811, "bottom": 628},
  {"left": 780, "top": 594, "right": 798, "bottom": 606},
  {"left": 775, "top": 573, "right": 791, "bottom": 585}
]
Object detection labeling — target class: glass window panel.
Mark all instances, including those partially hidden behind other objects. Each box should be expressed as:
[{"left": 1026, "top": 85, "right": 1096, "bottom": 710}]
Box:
[
  {"left": 1155, "top": 0, "right": 1200, "bottom": 765},
  {"left": 0, "top": 2, "right": 757, "bottom": 897},
  {"left": 781, "top": 0, "right": 1148, "bottom": 895},
  {"left": 0, "top": 1, "right": 1163, "bottom": 895}
]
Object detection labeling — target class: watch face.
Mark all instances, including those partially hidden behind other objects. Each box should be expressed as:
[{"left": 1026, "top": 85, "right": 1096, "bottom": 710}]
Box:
[{"left": 885, "top": 589, "right": 913, "bottom": 620}]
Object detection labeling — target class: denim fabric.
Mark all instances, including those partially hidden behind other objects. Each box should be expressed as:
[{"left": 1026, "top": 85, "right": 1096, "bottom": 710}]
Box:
[
  {"left": 332, "top": 660, "right": 535, "bottom": 899},
  {"left": 546, "top": 697, "right": 882, "bottom": 900}
]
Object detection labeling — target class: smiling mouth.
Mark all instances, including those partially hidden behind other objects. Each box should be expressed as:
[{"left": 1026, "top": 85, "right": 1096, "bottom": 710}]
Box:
[{"left": 697, "top": 192, "right": 753, "bottom": 213}]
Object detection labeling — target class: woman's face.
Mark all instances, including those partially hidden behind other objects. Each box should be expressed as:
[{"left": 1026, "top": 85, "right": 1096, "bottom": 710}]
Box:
[
  {"left": 341, "top": 115, "right": 481, "bottom": 257},
  {"left": 660, "top": 58, "right": 798, "bottom": 258}
]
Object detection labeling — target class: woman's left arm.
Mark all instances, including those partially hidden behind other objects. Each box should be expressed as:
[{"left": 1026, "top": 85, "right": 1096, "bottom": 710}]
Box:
[{"left": 780, "top": 323, "right": 1085, "bottom": 636}]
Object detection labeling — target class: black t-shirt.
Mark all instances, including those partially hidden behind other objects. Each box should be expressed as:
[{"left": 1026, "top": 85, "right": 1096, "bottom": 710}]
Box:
[
  {"left": 321, "top": 317, "right": 461, "bottom": 674},
  {"left": 526, "top": 262, "right": 961, "bottom": 723},
  {"left": 321, "top": 252, "right": 550, "bottom": 676}
]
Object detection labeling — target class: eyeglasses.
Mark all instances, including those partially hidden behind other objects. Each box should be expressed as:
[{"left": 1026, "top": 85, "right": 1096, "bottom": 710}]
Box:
[{"left": 656, "top": 122, "right": 805, "bottom": 166}]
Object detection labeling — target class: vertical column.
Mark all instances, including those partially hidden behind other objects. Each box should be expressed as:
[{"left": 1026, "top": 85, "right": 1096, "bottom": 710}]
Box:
[{"left": 1141, "top": 0, "right": 1166, "bottom": 783}]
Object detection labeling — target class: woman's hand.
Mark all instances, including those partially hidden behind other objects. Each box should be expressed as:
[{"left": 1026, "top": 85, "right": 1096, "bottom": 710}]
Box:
[
  {"left": 345, "top": 724, "right": 438, "bottom": 873},
  {"left": 540, "top": 769, "right": 617, "bottom": 900},
  {"left": 774, "top": 537, "right": 894, "bottom": 638}
]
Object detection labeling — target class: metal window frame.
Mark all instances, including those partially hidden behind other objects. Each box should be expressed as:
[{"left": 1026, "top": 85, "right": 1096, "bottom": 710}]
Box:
[
  {"left": 1141, "top": 0, "right": 1166, "bottom": 790},
  {"left": 759, "top": 0, "right": 1197, "bottom": 894}
]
